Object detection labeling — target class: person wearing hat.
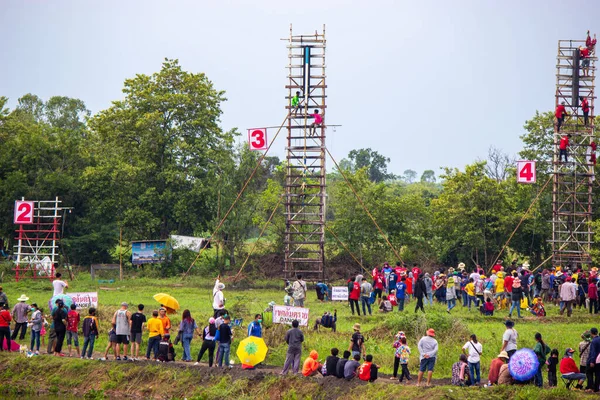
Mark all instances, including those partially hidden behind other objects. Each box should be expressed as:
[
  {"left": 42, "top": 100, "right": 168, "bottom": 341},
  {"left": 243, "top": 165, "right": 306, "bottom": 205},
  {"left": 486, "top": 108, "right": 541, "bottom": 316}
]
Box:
[
  {"left": 579, "top": 330, "right": 593, "bottom": 386},
  {"left": 487, "top": 351, "right": 509, "bottom": 385},
  {"left": 349, "top": 323, "right": 365, "bottom": 359},
  {"left": 560, "top": 348, "right": 586, "bottom": 389},
  {"left": 11, "top": 294, "right": 30, "bottom": 341},
  {"left": 417, "top": 328, "right": 438, "bottom": 386},
  {"left": 0, "top": 287, "right": 8, "bottom": 309},
  {"left": 500, "top": 320, "right": 518, "bottom": 359},
  {"left": 195, "top": 317, "right": 217, "bottom": 367},
  {"left": 212, "top": 275, "right": 227, "bottom": 318},
  {"left": 559, "top": 276, "right": 577, "bottom": 317},
  {"left": 508, "top": 277, "right": 524, "bottom": 319},
  {"left": 112, "top": 302, "right": 132, "bottom": 360}
]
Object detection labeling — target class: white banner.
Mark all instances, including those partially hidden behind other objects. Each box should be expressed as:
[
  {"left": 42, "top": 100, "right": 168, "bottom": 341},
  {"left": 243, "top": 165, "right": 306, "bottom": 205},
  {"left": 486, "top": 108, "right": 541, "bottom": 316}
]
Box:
[
  {"left": 331, "top": 286, "right": 349, "bottom": 301},
  {"left": 171, "top": 235, "right": 209, "bottom": 253},
  {"left": 69, "top": 292, "right": 98, "bottom": 310},
  {"left": 272, "top": 305, "right": 309, "bottom": 326}
]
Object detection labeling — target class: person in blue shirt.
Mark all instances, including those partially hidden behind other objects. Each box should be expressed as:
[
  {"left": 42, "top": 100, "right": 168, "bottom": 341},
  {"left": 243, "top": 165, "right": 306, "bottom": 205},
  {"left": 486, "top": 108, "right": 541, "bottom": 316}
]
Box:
[
  {"left": 248, "top": 314, "right": 262, "bottom": 338},
  {"left": 388, "top": 271, "right": 398, "bottom": 294},
  {"left": 396, "top": 278, "right": 407, "bottom": 312},
  {"left": 316, "top": 281, "right": 329, "bottom": 302}
]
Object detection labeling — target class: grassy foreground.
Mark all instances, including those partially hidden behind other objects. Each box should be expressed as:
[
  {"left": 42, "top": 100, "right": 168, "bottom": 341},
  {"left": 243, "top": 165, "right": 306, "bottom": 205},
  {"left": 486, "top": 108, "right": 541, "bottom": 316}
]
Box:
[{"left": 0, "top": 274, "right": 597, "bottom": 399}]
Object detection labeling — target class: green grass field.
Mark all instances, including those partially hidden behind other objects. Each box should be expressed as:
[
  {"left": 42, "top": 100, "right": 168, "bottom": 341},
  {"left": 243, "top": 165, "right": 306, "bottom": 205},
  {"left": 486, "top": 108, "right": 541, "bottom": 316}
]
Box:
[{"left": 0, "top": 274, "right": 596, "bottom": 399}]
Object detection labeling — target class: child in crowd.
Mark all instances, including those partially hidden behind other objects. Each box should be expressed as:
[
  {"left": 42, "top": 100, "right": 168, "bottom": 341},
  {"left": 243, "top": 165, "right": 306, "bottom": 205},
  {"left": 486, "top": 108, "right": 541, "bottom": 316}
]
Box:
[
  {"left": 158, "top": 333, "right": 176, "bottom": 362},
  {"left": 547, "top": 348, "right": 559, "bottom": 387},
  {"left": 391, "top": 331, "right": 405, "bottom": 379},
  {"left": 388, "top": 290, "right": 398, "bottom": 307},
  {"left": 397, "top": 337, "right": 411, "bottom": 383},
  {"left": 41, "top": 310, "right": 49, "bottom": 347},
  {"left": 531, "top": 297, "right": 546, "bottom": 317},
  {"left": 101, "top": 324, "right": 117, "bottom": 361},
  {"left": 379, "top": 296, "right": 393, "bottom": 312},
  {"left": 81, "top": 307, "right": 99, "bottom": 359},
  {"left": 358, "top": 354, "right": 379, "bottom": 382},
  {"left": 66, "top": 304, "right": 80, "bottom": 357},
  {"left": 481, "top": 298, "right": 494, "bottom": 316},
  {"left": 451, "top": 354, "right": 471, "bottom": 386}
]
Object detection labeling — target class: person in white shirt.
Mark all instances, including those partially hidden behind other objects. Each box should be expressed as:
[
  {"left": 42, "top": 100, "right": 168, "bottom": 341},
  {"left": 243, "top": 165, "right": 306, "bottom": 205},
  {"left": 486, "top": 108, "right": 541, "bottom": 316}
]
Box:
[
  {"left": 212, "top": 275, "right": 225, "bottom": 318},
  {"left": 462, "top": 334, "right": 483, "bottom": 385},
  {"left": 52, "top": 273, "right": 68, "bottom": 296}
]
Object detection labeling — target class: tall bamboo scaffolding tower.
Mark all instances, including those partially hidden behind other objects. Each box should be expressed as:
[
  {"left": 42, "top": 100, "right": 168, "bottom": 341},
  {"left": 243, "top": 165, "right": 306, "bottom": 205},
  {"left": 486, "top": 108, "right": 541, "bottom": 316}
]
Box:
[
  {"left": 283, "top": 25, "right": 327, "bottom": 279},
  {"left": 552, "top": 40, "right": 596, "bottom": 268}
]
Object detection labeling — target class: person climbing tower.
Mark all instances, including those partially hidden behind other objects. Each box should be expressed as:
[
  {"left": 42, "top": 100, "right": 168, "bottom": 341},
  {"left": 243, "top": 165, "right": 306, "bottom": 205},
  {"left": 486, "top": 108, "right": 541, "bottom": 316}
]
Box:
[
  {"left": 555, "top": 101, "right": 568, "bottom": 133},
  {"left": 291, "top": 91, "right": 301, "bottom": 116},
  {"left": 310, "top": 109, "right": 323, "bottom": 136},
  {"left": 580, "top": 46, "right": 590, "bottom": 77},
  {"left": 581, "top": 97, "right": 590, "bottom": 127},
  {"left": 587, "top": 30, "right": 597, "bottom": 55},
  {"left": 559, "top": 134, "right": 572, "bottom": 163}
]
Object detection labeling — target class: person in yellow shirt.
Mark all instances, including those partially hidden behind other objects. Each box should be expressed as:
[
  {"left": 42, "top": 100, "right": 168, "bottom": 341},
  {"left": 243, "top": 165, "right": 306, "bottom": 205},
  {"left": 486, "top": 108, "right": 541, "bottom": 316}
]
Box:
[
  {"left": 465, "top": 278, "right": 477, "bottom": 310},
  {"left": 146, "top": 310, "right": 164, "bottom": 360},
  {"left": 494, "top": 273, "right": 506, "bottom": 308}
]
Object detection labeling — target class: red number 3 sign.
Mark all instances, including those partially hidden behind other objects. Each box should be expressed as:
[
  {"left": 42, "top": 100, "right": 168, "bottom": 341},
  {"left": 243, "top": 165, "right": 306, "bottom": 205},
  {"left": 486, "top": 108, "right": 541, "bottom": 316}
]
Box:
[
  {"left": 516, "top": 161, "right": 536, "bottom": 184},
  {"left": 14, "top": 200, "right": 34, "bottom": 224},
  {"left": 248, "top": 128, "right": 267, "bottom": 151}
]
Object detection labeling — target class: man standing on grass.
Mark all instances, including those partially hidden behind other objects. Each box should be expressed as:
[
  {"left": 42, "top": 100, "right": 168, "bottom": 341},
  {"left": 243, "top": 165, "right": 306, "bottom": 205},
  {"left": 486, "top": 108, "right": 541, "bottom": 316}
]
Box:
[
  {"left": 52, "top": 273, "right": 68, "bottom": 296},
  {"left": 145, "top": 310, "right": 163, "bottom": 360},
  {"left": 112, "top": 302, "right": 132, "bottom": 360},
  {"left": 292, "top": 275, "right": 307, "bottom": 307},
  {"left": 0, "top": 287, "right": 8, "bottom": 309},
  {"left": 559, "top": 276, "right": 577, "bottom": 317},
  {"left": 130, "top": 304, "right": 146, "bottom": 361},
  {"left": 587, "top": 327, "right": 600, "bottom": 391},
  {"left": 11, "top": 294, "right": 29, "bottom": 340},
  {"left": 212, "top": 275, "right": 226, "bottom": 318},
  {"left": 281, "top": 319, "right": 304, "bottom": 375},
  {"left": 417, "top": 328, "right": 438, "bottom": 386}
]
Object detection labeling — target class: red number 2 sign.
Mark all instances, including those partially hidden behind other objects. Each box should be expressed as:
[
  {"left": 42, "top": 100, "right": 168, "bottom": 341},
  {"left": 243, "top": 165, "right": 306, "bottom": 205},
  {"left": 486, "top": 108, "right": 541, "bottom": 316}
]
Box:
[
  {"left": 14, "top": 200, "right": 34, "bottom": 224},
  {"left": 516, "top": 161, "right": 536, "bottom": 184},
  {"left": 248, "top": 128, "right": 267, "bottom": 151}
]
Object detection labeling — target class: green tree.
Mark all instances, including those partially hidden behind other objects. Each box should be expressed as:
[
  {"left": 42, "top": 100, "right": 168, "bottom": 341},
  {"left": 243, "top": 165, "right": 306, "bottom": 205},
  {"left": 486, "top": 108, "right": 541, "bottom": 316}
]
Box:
[
  {"left": 344, "top": 148, "right": 394, "bottom": 182},
  {"left": 85, "top": 59, "right": 237, "bottom": 248},
  {"left": 402, "top": 169, "right": 417, "bottom": 183},
  {"left": 420, "top": 170, "right": 436, "bottom": 183}
]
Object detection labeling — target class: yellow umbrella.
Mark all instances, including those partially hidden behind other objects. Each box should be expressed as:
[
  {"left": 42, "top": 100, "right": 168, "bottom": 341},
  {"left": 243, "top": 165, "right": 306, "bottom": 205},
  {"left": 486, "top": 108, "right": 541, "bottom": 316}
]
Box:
[
  {"left": 236, "top": 336, "right": 268, "bottom": 368},
  {"left": 153, "top": 293, "right": 180, "bottom": 314}
]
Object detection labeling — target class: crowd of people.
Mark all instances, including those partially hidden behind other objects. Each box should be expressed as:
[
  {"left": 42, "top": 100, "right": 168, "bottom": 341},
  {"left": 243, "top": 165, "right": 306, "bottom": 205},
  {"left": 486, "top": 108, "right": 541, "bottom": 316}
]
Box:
[
  {"left": 334, "top": 260, "right": 600, "bottom": 319},
  {"left": 2, "top": 262, "right": 600, "bottom": 392}
]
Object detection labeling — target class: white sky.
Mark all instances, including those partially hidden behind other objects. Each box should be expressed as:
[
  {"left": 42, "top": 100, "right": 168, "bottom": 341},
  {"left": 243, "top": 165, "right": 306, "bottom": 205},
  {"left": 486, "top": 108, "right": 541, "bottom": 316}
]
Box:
[{"left": 1, "top": 0, "right": 598, "bottom": 176}]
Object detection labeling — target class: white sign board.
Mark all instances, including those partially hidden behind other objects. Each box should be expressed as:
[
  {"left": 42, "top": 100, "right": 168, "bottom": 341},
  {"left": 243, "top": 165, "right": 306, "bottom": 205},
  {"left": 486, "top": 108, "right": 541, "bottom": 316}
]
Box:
[
  {"left": 272, "top": 305, "right": 309, "bottom": 326},
  {"left": 14, "top": 200, "right": 34, "bottom": 224},
  {"left": 69, "top": 292, "right": 98, "bottom": 310},
  {"left": 171, "top": 235, "right": 209, "bottom": 252},
  {"left": 248, "top": 128, "right": 267, "bottom": 151},
  {"left": 331, "top": 286, "right": 349, "bottom": 301},
  {"left": 517, "top": 160, "right": 536, "bottom": 184}
]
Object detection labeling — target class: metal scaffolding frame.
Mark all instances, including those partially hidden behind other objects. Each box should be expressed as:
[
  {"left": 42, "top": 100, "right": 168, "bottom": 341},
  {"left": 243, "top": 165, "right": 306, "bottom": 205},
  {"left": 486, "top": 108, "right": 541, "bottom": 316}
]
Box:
[
  {"left": 283, "top": 25, "right": 327, "bottom": 279},
  {"left": 552, "top": 39, "right": 596, "bottom": 268}
]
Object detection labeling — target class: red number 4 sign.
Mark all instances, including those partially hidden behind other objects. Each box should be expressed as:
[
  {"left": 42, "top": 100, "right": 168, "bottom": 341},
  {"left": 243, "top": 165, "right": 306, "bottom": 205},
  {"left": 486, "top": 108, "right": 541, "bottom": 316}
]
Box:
[
  {"left": 516, "top": 161, "right": 536, "bottom": 184},
  {"left": 14, "top": 200, "right": 34, "bottom": 224},
  {"left": 248, "top": 128, "right": 267, "bottom": 151}
]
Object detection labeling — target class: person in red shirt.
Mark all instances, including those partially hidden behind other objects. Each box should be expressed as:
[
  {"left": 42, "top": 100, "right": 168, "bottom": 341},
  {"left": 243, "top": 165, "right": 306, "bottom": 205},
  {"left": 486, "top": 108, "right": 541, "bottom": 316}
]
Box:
[
  {"left": 587, "top": 30, "right": 597, "bottom": 54},
  {"left": 580, "top": 46, "right": 591, "bottom": 77},
  {"left": 0, "top": 303, "right": 12, "bottom": 351},
  {"left": 559, "top": 134, "right": 572, "bottom": 163},
  {"left": 358, "top": 354, "right": 380, "bottom": 382},
  {"left": 492, "top": 261, "right": 502, "bottom": 273},
  {"left": 348, "top": 275, "right": 362, "bottom": 316},
  {"left": 412, "top": 263, "right": 422, "bottom": 281},
  {"left": 555, "top": 102, "right": 568, "bottom": 133},
  {"left": 373, "top": 272, "right": 385, "bottom": 303},
  {"left": 66, "top": 304, "right": 81, "bottom": 357},
  {"left": 559, "top": 348, "right": 586, "bottom": 389},
  {"left": 581, "top": 96, "right": 590, "bottom": 126},
  {"left": 504, "top": 272, "right": 515, "bottom": 295}
]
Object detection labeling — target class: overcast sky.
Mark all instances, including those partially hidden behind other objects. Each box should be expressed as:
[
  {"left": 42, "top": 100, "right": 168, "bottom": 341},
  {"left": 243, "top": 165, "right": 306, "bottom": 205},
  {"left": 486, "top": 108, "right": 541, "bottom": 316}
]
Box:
[{"left": 1, "top": 0, "right": 597, "bottom": 177}]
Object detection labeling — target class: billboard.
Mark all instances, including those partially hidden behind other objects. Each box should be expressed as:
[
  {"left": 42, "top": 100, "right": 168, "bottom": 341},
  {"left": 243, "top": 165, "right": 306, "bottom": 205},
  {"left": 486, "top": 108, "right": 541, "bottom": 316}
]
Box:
[{"left": 131, "top": 240, "right": 169, "bottom": 265}]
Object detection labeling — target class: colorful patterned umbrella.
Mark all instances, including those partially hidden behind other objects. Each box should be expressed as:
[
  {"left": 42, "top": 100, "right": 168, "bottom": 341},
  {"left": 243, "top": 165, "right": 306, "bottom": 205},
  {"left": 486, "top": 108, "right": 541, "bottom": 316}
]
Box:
[
  {"left": 236, "top": 336, "right": 268, "bottom": 368},
  {"left": 508, "top": 348, "right": 539, "bottom": 381}
]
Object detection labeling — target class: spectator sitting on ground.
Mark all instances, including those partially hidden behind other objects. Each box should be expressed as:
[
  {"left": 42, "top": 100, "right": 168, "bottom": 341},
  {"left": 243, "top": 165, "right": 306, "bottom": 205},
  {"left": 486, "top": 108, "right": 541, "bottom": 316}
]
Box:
[
  {"left": 302, "top": 350, "right": 322, "bottom": 376},
  {"left": 358, "top": 354, "right": 380, "bottom": 382},
  {"left": 324, "top": 348, "right": 340, "bottom": 376},
  {"left": 379, "top": 296, "right": 393, "bottom": 312},
  {"left": 344, "top": 353, "right": 362, "bottom": 380},
  {"left": 314, "top": 310, "right": 337, "bottom": 332}
]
